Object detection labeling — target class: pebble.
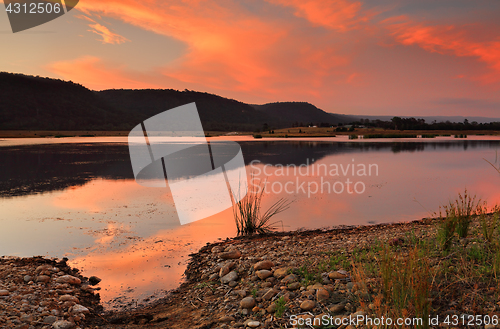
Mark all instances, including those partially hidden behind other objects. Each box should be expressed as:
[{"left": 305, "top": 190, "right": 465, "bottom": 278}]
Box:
[
  {"left": 44, "top": 315, "right": 58, "bottom": 324},
  {"left": 273, "top": 268, "right": 289, "bottom": 278},
  {"left": 256, "top": 270, "right": 272, "bottom": 280},
  {"left": 59, "top": 295, "right": 79, "bottom": 303},
  {"left": 220, "top": 271, "right": 238, "bottom": 284},
  {"left": 52, "top": 320, "right": 75, "bottom": 329},
  {"left": 247, "top": 320, "right": 260, "bottom": 327},
  {"left": 56, "top": 275, "right": 81, "bottom": 285},
  {"left": 253, "top": 260, "right": 274, "bottom": 271},
  {"left": 328, "top": 271, "right": 348, "bottom": 280},
  {"left": 36, "top": 275, "right": 51, "bottom": 283},
  {"left": 71, "top": 304, "right": 90, "bottom": 314},
  {"left": 316, "top": 288, "right": 329, "bottom": 302},
  {"left": 219, "top": 315, "right": 235, "bottom": 323},
  {"left": 329, "top": 303, "right": 345, "bottom": 313},
  {"left": 240, "top": 297, "right": 256, "bottom": 309},
  {"left": 219, "top": 250, "right": 242, "bottom": 260},
  {"left": 300, "top": 300, "right": 316, "bottom": 311},
  {"left": 88, "top": 276, "right": 101, "bottom": 285}
]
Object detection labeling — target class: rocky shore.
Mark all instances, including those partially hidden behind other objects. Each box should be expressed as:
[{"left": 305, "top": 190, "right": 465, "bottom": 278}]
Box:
[
  {"left": 4, "top": 217, "right": 500, "bottom": 329},
  {"left": 90, "top": 217, "right": 499, "bottom": 328},
  {"left": 0, "top": 257, "right": 101, "bottom": 329}
]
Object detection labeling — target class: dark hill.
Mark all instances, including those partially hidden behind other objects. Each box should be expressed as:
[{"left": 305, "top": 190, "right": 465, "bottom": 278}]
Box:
[
  {"left": 253, "top": 102, "right": 354, "bottom": 126},
  {"left": 0, "top": 72, "right": 131, "bottom": 130},
  {"left": 97, "top": 89, "right": 269, "bottom": 131},
  {"left": 0, "top": 72, "right": 350, "bottom": 131}
]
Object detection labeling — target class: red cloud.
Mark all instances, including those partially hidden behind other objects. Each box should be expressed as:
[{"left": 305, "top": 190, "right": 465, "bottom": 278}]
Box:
[{"left": 385, "top": 17, "right": 500, "bottom": 84}]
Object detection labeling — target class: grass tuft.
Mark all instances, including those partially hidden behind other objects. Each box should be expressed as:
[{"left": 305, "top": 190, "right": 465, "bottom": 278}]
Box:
[{"left": 231, "top": 180, "right": 292, "bottom": 235}]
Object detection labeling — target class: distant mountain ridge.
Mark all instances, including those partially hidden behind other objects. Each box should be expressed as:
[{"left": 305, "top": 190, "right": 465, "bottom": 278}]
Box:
[
  {"left": 0, "top": 72, "right": 351, "bottom": 131},
  {"left": 352, "top": 115, "right": 500, "bottom": 124},
  {"left": 252, "top": 102, "right": 354, "bottom": 126}
]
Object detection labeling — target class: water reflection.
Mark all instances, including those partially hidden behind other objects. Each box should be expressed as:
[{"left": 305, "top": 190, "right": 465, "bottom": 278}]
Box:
[{"left": 2, "top": 140, "right": 500, "bottom": 197}]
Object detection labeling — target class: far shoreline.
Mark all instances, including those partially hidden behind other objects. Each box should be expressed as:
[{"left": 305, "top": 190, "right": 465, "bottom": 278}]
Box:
[{"left": 2, "top": 128, "right": 500, "bottom": 139}]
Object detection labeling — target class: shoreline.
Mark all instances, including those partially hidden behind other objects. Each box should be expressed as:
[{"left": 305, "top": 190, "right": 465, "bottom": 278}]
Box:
[
  {"left": 2, "top": 129, "right": 500, "bottom": 139},
  {"left": 3, "top": 215, "right": 500, "bottom": 328}
]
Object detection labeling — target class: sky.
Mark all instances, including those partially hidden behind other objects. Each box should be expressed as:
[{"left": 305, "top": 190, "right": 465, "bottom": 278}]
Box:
[{"left": 1, "top": 0, "right": 500, "bottom": 117}]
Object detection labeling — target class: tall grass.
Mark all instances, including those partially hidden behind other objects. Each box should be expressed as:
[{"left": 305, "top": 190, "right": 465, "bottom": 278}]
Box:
[
  {"left": 379, "top": 246, "right": 431, "bottom": 328},
  {"left": 437, "top": 190, "right": 480, "bottom": 250},
  {"left": 446, "top": 189, "right": 480, "bottom": 238},
  {"left": 231, "top": 181, "right": 291, "bottom": 235},
  {"left": 437, "top": 213, "right": 456, "bottom": 252}
]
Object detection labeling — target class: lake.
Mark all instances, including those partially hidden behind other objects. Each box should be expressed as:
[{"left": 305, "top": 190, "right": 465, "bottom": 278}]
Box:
[{"left": 1, "top": 136, "right": 500, "bottom": 309}]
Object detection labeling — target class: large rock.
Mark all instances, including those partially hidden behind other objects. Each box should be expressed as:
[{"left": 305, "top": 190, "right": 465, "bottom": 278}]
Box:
[
  {"left": 56, "top": 275, "right": 81, "bottom": 285},
  {"left": 253, "top": 260, "right": 274, "bottom": 271},
  {"left": 220, "top": 250, "right": 241, "bottom": 260},
  {"left": 240, "top": 297, "right": 256, "bottom": 309},
  {"left": 220, "top": 271, "right": 238, "bottom": 284}
]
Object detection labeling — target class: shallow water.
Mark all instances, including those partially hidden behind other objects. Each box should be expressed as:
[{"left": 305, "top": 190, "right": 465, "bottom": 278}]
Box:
[{"left": 1, "top": 136, "right": 500, "bottom": 309}]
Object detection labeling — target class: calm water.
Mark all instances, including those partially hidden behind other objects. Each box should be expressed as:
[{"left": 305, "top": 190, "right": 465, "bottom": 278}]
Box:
[{"left": 1, "top": 136, "right": 500, "bottom": 309}]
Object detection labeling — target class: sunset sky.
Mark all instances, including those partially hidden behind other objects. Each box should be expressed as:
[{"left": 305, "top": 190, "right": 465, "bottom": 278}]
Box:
[{"left": 1, "top": 0, "right": 500, "bottom": 117}]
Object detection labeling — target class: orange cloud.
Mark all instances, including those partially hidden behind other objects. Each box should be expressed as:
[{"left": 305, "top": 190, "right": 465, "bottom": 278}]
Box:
[
  {"left": 43, "top": 0, "right": 353, "bottom": 101},
  {"left": 267, "top": 0, "right": 372, "bottom": 31},
  {"left": 88, "top": 23, "right": 130, "bottom": 44},
  {"left": 385, "top": 17, "right": 500, "bottom": 84}
]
